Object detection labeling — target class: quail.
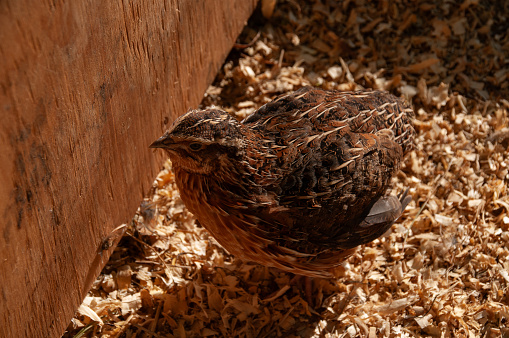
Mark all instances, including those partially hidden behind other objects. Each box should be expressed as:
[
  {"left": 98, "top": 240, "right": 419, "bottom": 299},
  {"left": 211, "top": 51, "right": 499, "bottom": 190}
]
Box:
[{"left": 150, "top": 86, "right": 415, "bottom": 278}]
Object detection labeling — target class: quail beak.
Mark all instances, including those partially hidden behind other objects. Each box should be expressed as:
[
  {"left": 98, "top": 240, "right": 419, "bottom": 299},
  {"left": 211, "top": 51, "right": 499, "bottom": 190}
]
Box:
[{"left": 149, "top": 132, "right": 175, "bottom": 149}]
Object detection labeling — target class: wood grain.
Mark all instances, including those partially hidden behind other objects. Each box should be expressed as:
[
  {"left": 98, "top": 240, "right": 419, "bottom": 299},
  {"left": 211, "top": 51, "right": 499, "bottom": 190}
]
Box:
[{"left": 0, "top": 0, "right": 257, "bottom": 336}]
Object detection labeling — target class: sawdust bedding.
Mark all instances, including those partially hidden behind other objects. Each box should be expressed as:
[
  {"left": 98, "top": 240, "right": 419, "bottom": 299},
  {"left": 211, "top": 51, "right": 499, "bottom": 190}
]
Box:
[{"left": 64, "top": 1, "right": 509, "bottom": 337}]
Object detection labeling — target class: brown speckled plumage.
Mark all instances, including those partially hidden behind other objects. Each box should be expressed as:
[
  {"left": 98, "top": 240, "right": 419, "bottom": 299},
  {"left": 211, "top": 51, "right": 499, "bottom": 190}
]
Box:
[{"left": 151, "top": 86, "right": 415, "bottom": 277}]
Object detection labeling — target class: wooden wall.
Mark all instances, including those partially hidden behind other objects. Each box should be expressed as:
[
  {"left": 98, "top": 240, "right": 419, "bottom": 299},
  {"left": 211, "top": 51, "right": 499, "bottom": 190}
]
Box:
[{"left": 0, "top": 1, "right": 257, "bottom": 336}]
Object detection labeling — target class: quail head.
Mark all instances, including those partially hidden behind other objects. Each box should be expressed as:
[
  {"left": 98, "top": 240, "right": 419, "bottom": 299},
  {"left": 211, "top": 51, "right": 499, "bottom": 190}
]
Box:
[{"left": 151, "top": 86, "right": 415, "bottom": 278}]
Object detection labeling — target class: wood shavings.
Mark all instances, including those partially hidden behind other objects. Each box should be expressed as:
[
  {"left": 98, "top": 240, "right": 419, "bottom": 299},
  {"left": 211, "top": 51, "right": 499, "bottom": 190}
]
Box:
[
  {"left": 77, "top": 302, "right": 104, "bottom": 325},
  {"left": 65, "top": 1, "right": 509, "bottom": 336},
  {"left": 261, "top": 0, "right": 276, "bottom": 19}
]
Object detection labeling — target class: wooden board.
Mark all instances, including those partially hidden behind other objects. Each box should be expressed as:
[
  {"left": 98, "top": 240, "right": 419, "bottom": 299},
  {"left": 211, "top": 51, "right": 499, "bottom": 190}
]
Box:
[{"left": 0, "top": 0, "right": 257, "bottom": 336}]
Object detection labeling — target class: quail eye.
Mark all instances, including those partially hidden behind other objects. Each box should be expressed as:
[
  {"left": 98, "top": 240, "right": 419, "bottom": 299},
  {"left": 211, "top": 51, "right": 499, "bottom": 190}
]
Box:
[{"left": 189, "top": 142, "right": 203, "bottom": 151}]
